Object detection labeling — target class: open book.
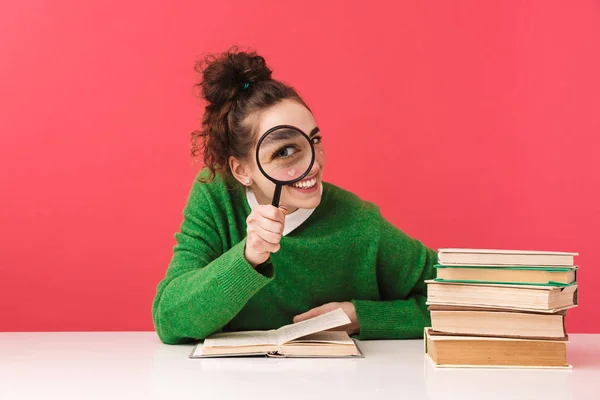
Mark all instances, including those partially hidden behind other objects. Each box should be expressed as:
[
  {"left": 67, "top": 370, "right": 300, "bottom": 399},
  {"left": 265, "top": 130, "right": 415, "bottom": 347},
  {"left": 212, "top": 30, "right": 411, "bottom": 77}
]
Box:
[{"left": 189, "top": 308, "right": 362, "bottom": 358}]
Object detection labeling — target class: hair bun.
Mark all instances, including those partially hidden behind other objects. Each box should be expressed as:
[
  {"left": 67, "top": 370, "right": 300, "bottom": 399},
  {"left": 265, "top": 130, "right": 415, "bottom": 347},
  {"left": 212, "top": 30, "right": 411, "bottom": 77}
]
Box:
[{"left": 198, "top": 48, "right": 273, "bottom": 107}]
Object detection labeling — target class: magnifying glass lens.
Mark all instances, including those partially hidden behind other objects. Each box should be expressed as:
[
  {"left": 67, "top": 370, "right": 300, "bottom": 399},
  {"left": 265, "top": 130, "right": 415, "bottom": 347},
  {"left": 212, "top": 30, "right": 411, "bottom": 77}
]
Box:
[{"left": 257, "top": 128, "right": 313, "bottom": 183}]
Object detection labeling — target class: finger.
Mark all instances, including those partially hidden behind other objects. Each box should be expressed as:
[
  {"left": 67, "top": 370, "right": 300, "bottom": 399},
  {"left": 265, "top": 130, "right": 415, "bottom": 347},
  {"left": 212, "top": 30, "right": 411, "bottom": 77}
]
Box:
[
  {"left": 328, "top": 326, "right": 347, "bottom": 331},
  {"left": 247, "top": 210, "right": 281, "bottom": 226},
  {"left": 293, "top": 309, "right": 320, "bottom": 323},
  {"left": 264, "top": 241, "right": 281, "bottom": 253},
  {"left": 247, "top": 236, "right": 280, "bottom": 254},
  {"left": 293, "top": 305, "right": 328, "bottom": 323},
  {"left": 256, "top": 205, "right": 285, "bottom": 223},
  {"left": 256, "top": 217, "right": 283, "bottom": 235},
  {"left": 292, "top": 313, "right": 309, "bottom": 323},
  {"left": 258, "top": 206, "right": 285, "bottom": 223},
  {"left": 254, "top": 225, "right": 281, "bottom": 245},
  {"left": 249, "top": 238, "right": 280, "bottom": 254}
]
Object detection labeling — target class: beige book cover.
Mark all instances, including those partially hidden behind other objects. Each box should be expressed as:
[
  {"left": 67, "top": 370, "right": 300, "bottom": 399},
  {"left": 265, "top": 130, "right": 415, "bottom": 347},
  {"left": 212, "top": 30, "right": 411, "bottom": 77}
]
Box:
[
  {"left": 429, "top": 307, "right": 567, "bottom": 339},
  {"left": 437, "top": 248, "right": 578, "bottom": 266},
  {"left": 424, "top": 328, "right": 572, "bottom": 369},
  {"left": 425, "top": 280, "right": 578, "bottom": 312}
]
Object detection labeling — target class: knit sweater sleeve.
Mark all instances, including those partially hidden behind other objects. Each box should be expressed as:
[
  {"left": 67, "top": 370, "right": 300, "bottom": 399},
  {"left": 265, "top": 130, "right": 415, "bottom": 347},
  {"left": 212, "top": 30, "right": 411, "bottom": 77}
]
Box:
[
  {"left": 352, "top": 214, "right": 437, "bottom": 340},
  {"left": 152, "top": 180, "right": 273, "bottom": 344}
]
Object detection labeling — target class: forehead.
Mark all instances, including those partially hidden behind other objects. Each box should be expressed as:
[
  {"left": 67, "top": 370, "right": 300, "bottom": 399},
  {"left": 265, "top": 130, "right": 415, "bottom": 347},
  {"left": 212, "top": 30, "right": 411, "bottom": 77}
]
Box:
[{"left": 256, "top": 99, "right": 316, "bottom": 137}]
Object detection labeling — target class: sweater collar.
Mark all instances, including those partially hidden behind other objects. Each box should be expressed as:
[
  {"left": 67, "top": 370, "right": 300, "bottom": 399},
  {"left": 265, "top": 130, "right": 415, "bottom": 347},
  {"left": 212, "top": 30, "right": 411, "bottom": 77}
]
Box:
[{"left": 245, "top": 185, "right": 322, "bottom": 236}]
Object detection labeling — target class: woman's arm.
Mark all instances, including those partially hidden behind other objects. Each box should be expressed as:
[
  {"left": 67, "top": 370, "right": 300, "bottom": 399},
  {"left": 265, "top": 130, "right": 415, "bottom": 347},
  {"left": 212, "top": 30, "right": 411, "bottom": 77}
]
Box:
[
  {"left": 351, "top": 214, "right": 437, "bottom": 340},
  {"left": 151, "top": 181, "right": 273, "bottom": 344}
]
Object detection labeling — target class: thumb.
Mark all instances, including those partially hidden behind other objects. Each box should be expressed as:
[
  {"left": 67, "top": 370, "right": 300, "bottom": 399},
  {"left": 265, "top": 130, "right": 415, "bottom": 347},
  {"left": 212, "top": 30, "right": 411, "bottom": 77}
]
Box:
[{"left": 293, "top": 309, "right": 316, "bottom": 323}]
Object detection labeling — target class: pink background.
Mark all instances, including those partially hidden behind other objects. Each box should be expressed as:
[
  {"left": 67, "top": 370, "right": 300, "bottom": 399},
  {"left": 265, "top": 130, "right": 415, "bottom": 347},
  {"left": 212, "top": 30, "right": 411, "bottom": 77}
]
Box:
[{"left": 1, "top": 1, "right": 598, "bottom": 333}]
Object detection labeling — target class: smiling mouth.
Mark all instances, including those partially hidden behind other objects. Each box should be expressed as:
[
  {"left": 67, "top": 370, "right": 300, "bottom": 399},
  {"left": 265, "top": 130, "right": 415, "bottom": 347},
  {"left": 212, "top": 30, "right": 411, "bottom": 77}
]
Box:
[{"left": 289, "top": 174, "right": 318, "bottom": 189}]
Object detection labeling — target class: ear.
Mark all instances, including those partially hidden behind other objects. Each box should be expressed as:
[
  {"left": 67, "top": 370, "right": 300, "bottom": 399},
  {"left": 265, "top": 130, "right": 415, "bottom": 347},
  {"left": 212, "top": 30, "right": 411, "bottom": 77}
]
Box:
[{"left": 229, "top": 156, "right": 252, "bottom": 186}]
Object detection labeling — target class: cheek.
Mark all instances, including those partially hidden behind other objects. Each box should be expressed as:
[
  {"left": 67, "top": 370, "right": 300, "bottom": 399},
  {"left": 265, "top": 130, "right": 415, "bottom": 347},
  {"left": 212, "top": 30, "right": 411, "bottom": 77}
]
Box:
[
  {"left": 249, "top": 170, "right": 269, "bottom": 187},
  {"left": 255, "top": 174, "right": 274, "bottom": 187},
  {"left": 316, "top": 148, "right": 326, "bottom": 166}
]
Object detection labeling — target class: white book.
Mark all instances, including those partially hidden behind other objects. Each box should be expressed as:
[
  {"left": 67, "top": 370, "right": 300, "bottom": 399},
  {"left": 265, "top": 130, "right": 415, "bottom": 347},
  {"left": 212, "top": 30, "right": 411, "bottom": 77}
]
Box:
[{"left": 437, "top": 248, "right": 578, "bottom": 266}]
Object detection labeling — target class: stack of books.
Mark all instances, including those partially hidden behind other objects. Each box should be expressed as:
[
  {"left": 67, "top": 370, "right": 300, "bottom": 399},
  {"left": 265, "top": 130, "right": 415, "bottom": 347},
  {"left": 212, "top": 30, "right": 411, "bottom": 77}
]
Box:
[{"left": 424, "top": 248, "right": 579, "bottom": 369}]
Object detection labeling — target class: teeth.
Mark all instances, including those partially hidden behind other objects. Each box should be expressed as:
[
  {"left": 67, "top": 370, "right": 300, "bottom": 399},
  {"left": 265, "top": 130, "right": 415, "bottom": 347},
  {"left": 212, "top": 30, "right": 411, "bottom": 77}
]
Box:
[{"left": 292, "top": 177, "right": 317, "bottom": 189}]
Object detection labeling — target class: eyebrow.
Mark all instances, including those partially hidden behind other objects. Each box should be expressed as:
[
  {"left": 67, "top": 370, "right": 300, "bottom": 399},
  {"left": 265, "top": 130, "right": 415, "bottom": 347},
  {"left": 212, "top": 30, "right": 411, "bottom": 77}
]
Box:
[
  {"left": 261, "top": 126, "right": 321, "bottom": 147},
  {"left": 260, "top": 128, "right": 298, "bottom": 147}
]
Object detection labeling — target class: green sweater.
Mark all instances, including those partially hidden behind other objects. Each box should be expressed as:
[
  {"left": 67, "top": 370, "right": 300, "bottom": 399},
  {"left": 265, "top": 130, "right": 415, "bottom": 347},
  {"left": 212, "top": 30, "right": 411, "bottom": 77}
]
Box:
[{"left": 152, "top": 172, "right": 437, "bottom": 344}]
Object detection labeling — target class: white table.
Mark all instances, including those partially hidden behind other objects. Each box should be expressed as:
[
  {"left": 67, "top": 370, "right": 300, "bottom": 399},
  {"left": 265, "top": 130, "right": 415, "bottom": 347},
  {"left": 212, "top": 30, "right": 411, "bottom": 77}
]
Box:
[{"left": 0, "top": 332, "right": 598, "bottom": 400}]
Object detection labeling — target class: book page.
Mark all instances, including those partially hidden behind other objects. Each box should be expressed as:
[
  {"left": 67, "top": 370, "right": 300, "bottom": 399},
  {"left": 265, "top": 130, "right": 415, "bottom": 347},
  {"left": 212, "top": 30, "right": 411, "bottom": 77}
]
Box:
[
  {"left": 290, "top": 331, "right": 354, "bottom": 344},
  {"left": 276, "top": 308, "right": 351, "bottom": 345},
  {"left": 204, "top": 330, "right": 278, "bottom": 348}
]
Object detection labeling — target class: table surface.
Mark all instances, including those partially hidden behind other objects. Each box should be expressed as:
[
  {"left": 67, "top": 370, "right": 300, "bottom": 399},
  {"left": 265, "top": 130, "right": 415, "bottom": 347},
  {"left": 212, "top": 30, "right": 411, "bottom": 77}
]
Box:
[{"left": 0, "top": 332, "right": 598, "bottom": 400}]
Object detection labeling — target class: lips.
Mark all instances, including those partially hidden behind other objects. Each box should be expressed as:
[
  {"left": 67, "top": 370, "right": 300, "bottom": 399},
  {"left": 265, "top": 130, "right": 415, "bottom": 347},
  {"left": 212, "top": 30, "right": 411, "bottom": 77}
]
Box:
[{"left": 291, "top": 176, "right": 317, "bottom": 189}]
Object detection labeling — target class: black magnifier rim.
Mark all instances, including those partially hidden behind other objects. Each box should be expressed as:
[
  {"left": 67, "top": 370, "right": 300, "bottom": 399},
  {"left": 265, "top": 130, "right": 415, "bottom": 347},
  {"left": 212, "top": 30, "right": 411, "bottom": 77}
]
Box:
[{"left": 255, "top": 124, "right": 316, "bottom": 185}]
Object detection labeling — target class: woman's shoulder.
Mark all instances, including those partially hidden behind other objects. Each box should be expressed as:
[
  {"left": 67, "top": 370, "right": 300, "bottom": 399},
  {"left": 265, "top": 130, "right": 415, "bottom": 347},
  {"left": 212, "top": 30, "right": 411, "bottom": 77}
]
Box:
[
  {"left": 185, "top": 168, "right": 244, "bottom": 208},
  {"left": 191, "top": 168, "right": 239, "bottom": 191}
]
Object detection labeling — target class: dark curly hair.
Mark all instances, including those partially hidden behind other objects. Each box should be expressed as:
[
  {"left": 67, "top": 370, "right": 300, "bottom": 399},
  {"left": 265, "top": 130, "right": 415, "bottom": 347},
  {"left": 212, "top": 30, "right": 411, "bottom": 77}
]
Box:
[{"left": 191, "top": 47, "right": 309, "bottom": 182}]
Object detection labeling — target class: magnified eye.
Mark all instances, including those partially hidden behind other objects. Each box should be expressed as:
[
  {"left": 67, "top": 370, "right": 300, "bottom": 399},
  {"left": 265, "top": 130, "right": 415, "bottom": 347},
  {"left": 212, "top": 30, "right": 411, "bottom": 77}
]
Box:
[{"left": 273, "top": 145, "right": 298, "bottom": 160}]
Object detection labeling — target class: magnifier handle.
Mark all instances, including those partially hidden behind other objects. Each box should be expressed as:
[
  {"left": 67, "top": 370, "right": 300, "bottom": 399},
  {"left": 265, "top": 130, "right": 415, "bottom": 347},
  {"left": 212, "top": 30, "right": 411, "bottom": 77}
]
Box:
[{"left": 272, "top": 184, "right": 282, "bottom": 207}]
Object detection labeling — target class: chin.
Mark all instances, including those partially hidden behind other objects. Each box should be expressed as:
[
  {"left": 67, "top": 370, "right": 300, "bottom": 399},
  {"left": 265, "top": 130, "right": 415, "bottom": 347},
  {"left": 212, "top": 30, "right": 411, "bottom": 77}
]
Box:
[{"left": 291, "top": 196, "right": 322, "bottom": 210}]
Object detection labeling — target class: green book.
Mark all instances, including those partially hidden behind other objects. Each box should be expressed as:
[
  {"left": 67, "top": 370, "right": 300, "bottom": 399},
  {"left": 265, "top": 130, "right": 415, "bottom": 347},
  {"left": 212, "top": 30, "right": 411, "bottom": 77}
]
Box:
[{"left": 433, "top": 264, "right": 577, "bottom": 286}]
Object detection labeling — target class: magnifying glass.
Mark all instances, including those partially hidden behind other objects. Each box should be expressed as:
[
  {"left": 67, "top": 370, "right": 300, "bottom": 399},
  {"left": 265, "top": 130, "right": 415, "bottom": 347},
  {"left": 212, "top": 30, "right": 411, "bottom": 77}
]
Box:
[{"left": 255, "top": 125, "right": 316, "bottom": 207}]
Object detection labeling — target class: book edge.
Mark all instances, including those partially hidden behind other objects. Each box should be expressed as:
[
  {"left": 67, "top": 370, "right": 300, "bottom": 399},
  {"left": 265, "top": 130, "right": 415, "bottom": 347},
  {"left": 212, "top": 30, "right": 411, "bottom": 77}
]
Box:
[
  {"left": 279, "top": 339, "right": 364, "bottom": 358},
  {"left": 425, "top": 279, "right": 577, "bottom": 290},
  {"left": 425, "top": 353, "right": 572, "bottom": 369},
  {"left": 438, "top": 249, "right": 578, "bottom": 256}
]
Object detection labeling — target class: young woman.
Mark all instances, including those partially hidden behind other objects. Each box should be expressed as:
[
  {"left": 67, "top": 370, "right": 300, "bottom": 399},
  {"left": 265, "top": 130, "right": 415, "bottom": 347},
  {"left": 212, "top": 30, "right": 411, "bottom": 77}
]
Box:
[{"left": 152, "top": 48, "right": 437, "bottom": 344}]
